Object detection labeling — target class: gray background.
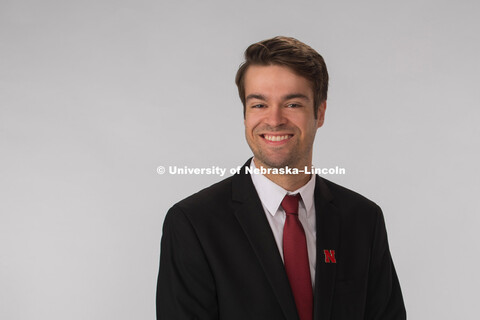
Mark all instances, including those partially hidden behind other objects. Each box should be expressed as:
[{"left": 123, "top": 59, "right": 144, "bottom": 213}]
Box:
[{"left": 1, "top": 0, "right": 479, "bottom": 319}]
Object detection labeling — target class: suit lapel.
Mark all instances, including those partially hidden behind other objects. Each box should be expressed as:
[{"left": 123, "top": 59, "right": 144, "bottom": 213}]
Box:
[
  {"left": 232, "top": 160, "right": 299, "bottom": 320},
  {"left": 313, "top": 176, "right": 340, "bottom": 320}
]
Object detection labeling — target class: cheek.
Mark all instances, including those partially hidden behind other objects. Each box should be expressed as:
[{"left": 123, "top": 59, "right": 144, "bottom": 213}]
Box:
[
  {"left": 244, "top": 116, "right": 260, "bottom": 133},
  {"left": 290, "top": 116, "right": 310, "bottom": 131},
  {"left": 297, "top": 119, "right": 318, "bottom": 138}
]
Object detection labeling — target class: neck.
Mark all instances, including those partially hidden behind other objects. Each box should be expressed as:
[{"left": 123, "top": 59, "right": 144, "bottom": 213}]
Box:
[{"left": 253, "top": 158, "right": 312, "bottom": 191}]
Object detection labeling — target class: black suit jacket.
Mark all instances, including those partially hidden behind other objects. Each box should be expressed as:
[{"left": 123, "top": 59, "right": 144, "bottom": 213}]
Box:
[{"left": 157, "top": 159, "right": 406, "bottom": 319}]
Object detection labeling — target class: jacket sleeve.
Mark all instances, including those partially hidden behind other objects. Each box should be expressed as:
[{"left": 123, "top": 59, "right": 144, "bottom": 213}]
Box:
[
  {"left": 156, "top": 205, "right": 218, "bottom": 320},
  {"left": 364, "top": 206, "right": 407, "bottom": 320}
]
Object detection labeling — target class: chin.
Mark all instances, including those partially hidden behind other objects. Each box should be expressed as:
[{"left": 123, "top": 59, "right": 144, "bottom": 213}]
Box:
[{"left": 256, "top": 155, "right": 296, "bottom": 169}]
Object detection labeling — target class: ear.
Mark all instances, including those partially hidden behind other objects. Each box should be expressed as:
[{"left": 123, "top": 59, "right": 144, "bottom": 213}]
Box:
[{"left": 316, "top": 101, "right": 327, "bottom": 128}]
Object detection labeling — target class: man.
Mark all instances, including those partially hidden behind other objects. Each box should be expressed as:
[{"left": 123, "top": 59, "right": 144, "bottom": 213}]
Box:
[{"left": 157, "top": 36, "right": 406, "bottom": 320}]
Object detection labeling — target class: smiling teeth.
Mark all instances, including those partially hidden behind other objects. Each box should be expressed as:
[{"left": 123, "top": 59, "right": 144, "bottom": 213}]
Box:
[{"left": 264, "top": 135, "right": 290, "bottom": 141}]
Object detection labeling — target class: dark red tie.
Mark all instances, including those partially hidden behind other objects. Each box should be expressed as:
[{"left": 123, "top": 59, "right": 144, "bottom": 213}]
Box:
[{"left": 282, "top": 194, "right": 313, "bottom": 320}]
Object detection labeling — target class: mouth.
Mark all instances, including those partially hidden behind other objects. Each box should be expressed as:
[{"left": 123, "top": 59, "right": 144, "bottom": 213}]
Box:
[{"left": 260, "top": 134, "right": 293, "bottom": 144}]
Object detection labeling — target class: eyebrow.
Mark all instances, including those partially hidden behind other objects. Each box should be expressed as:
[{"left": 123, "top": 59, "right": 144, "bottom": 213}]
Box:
[
  {"left": 245, "top": 93, "right": 310, "bottom": 102},
  {"left": 245, "top": 94, "right": 267, "bottom": 102},
  {"left": 283, "top": 93, "right": 310, "bottom": 101}
]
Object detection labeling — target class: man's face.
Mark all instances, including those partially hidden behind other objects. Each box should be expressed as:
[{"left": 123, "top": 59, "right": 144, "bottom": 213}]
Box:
[{"left": 244, "top": 65, "right": 326, "bottom": 169}]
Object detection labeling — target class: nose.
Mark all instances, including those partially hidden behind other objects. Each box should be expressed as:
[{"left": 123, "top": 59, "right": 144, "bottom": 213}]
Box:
[{"left": 265, "top": 105, "right": 286, "bottom": 127}]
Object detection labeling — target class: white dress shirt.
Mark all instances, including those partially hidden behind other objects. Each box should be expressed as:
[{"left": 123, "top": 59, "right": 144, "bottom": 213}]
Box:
[{"left": 249, "top": 160, "right": 317, "bottom": 288}]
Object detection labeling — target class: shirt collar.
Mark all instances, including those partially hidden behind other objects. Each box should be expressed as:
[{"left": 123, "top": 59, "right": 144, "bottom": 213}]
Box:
[{"left": 249, "top": 159, "right": 316, "bottom": 217}]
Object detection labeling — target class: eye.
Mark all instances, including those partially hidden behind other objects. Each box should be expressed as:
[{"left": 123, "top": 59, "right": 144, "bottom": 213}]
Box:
[
  {"left": 251, "top": 104, "right": 265, "bottom": 109},
  {"left": 287, "top": 103, "right": 300, "bottom": 108}
]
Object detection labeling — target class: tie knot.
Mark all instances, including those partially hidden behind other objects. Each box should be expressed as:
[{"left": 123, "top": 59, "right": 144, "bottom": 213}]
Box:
[{"left": 281, "top": 194, "right": 301, "bottom": 215}]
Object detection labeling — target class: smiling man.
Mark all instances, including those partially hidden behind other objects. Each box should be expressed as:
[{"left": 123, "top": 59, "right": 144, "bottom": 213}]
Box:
[
  {"left": 157, "top": 36, "right": 406, "bottom": 320},
  {"left": 242, "top": 64, "right": 324, "bottom": 191}
]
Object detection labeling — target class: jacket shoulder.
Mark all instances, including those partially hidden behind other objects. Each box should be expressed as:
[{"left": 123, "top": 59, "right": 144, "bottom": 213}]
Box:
[
  {"left": 167, "top": 175, "right": 236, "bottom": 221},
  {"left": 319, "top": 176, "right": 382, "bottom": 219}
]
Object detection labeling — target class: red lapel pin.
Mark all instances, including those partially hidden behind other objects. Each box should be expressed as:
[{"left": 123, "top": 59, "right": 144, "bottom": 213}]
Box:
[{"left": 323, "top": 249, "right": 336, "bottom": 263}]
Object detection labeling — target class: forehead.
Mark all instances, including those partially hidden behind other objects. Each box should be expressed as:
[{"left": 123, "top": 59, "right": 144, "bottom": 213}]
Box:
[{"left": 244, "top": 65, "right": 313, "bottom": 99}]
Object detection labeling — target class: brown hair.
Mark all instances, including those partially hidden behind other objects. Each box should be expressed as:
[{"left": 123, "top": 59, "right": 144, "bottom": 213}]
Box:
[{"left": 235, "top": 36, "right": 329, "bottom": 118}]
